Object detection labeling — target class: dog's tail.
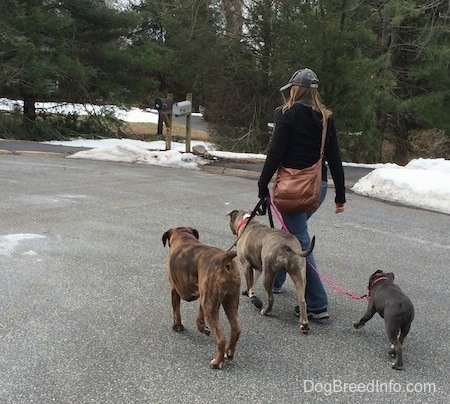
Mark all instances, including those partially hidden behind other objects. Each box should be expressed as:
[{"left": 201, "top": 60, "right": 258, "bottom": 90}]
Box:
[
  {"left": 221, "top": 251, "right": 238, "bottom": 271},
  {"left": 300, "top": 236, "right": 315, "bottom": 257}
]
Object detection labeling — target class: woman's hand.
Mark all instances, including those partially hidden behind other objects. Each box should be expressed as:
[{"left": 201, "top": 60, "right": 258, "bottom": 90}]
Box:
[
  {"left": 258, "top": 184, "right": 270, "bottom": 199},
  {"left": 335, "top": 203, "right": 345, "bottom": 214}
]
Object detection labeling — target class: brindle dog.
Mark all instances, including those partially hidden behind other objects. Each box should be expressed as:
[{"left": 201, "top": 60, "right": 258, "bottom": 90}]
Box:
[
  {"left": 227, "top": 210, "right": 314, "bottom": 333},
  {"left": 162, "top": 227, "right": 241, "bottom": 369}
]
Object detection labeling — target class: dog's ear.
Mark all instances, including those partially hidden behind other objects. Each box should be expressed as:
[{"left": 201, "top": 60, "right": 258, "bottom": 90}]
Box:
[
  {"left": 189, "top": 227, "right": 199, "bottom": 240},
  {"left": 387, "top": 272, "right": 395, "bottom": 281},
  {"left": 368, "top": 270, "right": 383, "bottom": 288},
  {"left": 226, "top": 210, "right": 240, "bottom": 225},
  {"left": 226, "top": 210, "right": 240, "bottom": 235},
  {"left": 369, "top": 269, "right": 382, "bottom": 279},
  {"left": 162, "top": 230, "right": 171, "bottom": 247}
]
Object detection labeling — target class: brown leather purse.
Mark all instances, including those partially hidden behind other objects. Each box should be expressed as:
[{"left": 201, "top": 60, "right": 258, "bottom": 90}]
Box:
[{"left": 272, "top": 120, "right": 327, "bottom": 214}]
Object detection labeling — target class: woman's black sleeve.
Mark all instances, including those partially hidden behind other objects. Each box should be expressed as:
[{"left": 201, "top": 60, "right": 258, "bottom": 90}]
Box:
[
  {"left": 258, "top": 111, "right": 290, "bottom": 187},
  {"left": 325, "top": 118, "right": 346, "bottom": 203}
]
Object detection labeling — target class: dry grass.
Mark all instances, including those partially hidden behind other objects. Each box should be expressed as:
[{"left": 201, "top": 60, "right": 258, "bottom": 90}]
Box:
[
  {"left": 121, "top": 121, "right": 211, "bottom": 142},
  {"left": 409, "top": 129, "right": 450, "bottom": 159}
]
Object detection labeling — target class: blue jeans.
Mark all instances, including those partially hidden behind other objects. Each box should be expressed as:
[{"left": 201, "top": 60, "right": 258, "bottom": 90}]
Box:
[{"left": 272, "top": 181, "right": 328, "bottom": 312}]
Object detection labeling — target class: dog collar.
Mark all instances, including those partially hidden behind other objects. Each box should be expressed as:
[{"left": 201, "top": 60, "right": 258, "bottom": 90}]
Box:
[
  {"left": 372, "top": 276, "right": 390, "bottom": 286},
  {"left": 367, "top": 276, "right": 390, "bottom": 298},
  {"left": 237, "top": 214, "right": 251, "bottom": 236},
  {"left": 179, "top": 231, "right": 195, "bottom": 237}
]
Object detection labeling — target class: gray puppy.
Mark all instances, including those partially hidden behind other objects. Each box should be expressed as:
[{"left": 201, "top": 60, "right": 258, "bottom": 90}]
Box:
[{"left": 354, "top": 270, "right": 414, "bottom": 370}]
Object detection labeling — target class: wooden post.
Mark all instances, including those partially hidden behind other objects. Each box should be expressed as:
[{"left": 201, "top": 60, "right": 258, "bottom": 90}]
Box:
[
  {"left": 165, "top": 93, "right": 173, "bottom": 151},
  {"left": 185, "top": 93, "right": 192, "bottom": 153},
  {"left": 157, "top": 114, "right": 163, "bottom": 135}
]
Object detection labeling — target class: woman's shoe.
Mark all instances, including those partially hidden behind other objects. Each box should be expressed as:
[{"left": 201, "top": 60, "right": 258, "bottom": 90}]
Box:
[
  {"left": 250, "top": 296, "right": 263, "bottom": 309},
  {"left": 243, "top": 290, "right": 263, "bottom": 309},
  {"left": 295, "top": 306, "right": 329, "bottom": 320}
]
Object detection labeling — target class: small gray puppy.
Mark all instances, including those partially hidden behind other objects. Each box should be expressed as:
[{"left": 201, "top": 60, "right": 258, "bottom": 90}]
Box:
[{"left": 354, "top": 270, "right": 414, "bottom": 370}]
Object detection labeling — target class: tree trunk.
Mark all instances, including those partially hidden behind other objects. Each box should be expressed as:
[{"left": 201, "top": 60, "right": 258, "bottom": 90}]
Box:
[
  {"left": 23, "top": 93, "right": 37, "bottom": 123},
  {"left": 340, "top": 0, "right": 348, "bottom": 31}
]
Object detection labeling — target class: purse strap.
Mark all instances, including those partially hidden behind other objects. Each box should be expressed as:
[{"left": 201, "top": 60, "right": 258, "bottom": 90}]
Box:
[{"left": 319, "top": 119, "right": 327, "bottom": 158}]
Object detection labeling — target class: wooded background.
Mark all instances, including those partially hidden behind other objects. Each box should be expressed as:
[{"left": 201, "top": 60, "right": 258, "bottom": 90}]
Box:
[{"left": 1, "top": 0, "right": 449, "bottom": 163}]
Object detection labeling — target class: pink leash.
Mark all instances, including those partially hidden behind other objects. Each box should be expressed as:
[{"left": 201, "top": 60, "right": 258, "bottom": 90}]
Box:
[{"left": 266, "top": 197, "right": 368, "bottom": 301}]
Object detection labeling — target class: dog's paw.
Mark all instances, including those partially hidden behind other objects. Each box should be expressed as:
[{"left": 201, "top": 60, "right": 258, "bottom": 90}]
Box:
[
  {"left": 260, "top": 307, "right": 270, "bottom": 316},
  {"left": 353, "top": 322, "right": 364, "bottom": 329},
  {"left": 250, "top": 296, "right": 263, "bottom": 309},
  {"left": 210, "top": 359, "right": 224, "bottom": 369},
  {"left": 225, "top": 350, "right": 234, "bottom": 360},
  {"left": 197, "top": 324, "right": 211, "bottom": 336},
  {"left": 391, "top": 362, "right": 403, "bottom": 370},
  {"left": 300, "top": 323, "right": 309, "bottom": 334},
  {"left": 172, "top": 324, "right": 185, "bottom": 332},
  {"left": 388, "top": 346, "right": 396, "bottom": 357}
]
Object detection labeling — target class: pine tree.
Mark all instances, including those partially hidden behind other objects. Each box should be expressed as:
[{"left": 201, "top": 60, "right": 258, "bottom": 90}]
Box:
[{"left": 0, "top": 0, "right": 159, "bottom": 138}]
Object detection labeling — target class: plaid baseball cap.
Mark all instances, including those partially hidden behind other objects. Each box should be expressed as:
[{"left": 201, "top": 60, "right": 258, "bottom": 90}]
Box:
[{"left": 279, "top": 68, "right": 319, "bottom": 91}]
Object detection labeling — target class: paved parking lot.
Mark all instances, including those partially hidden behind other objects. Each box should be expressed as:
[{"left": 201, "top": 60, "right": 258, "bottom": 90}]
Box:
[{"left": 0, "top": 153, "right": 448, "bottom": 403}]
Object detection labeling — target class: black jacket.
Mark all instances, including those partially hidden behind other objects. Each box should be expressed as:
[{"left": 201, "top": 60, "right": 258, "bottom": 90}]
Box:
[{"left": 259, "top": 102, "right": 346, "bottom": 204}]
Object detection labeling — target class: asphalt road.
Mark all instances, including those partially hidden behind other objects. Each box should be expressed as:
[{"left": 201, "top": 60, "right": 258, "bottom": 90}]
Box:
[{"left": 0, "top": 153, "right": 449, "bottom": 403}]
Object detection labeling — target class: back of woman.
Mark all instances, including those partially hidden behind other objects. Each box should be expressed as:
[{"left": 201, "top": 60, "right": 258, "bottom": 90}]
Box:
[{"left": 255, "top": 67, "right": 346, "bottom": 319}]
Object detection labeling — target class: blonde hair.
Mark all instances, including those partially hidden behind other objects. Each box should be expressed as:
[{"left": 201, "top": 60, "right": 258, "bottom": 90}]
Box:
[{"left": 281, "top": 86, "right": 332, "bottom": 124}]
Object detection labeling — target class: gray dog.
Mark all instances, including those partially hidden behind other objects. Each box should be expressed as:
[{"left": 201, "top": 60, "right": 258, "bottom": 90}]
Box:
[
  {"left": 227, "top": 209, "right": 314, "bottom": 333},
  {"left": 354, "top": 270, "right": 415, "bottom": 370}
]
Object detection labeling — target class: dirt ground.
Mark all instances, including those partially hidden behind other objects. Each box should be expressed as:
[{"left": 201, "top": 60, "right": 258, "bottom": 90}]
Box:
[{"left": 122, "top": 121, "right": 211, "bottom": 142}]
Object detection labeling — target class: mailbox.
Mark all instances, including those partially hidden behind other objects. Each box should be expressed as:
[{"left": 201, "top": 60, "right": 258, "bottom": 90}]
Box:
[
  {"left": 172, "top": 100, "right": 192, "bottom": 117},
  {"left": 154, "top": 98, "right": 173, "bottom": 112}
]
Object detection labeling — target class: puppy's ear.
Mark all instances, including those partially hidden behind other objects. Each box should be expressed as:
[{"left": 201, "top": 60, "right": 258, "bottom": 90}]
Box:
[
  {"left": 190, "top": 228, "right": 199, "bottom": 240},
  {"left": 368, "top": 270, "right": 383, "bottom": 289},
  {"left": 387, "top": 272, "right": 395, "bottom": 281},
  {"left": 162, "top": 230, "right": 171, "bottom": 247},
  {"left": 369, "top": 270, "right": 382, "bottom": 280}
]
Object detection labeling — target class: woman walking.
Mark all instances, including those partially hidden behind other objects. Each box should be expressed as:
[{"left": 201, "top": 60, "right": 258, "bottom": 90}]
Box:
[{"left": 257, "top": 68, "right": 346, "bottom": 320}]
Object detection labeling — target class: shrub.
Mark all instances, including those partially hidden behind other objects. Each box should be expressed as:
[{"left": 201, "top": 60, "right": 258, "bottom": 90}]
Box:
[{"left": 409, "top": 129, "right": 450, "bottom": 159}]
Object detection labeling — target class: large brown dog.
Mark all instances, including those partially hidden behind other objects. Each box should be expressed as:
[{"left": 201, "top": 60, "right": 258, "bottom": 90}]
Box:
[
  {"left": 227, "top": 210, "right": 314, "bottom": 333},
  {"left": 162, "top": 227, "right": 241, "bottom": 369}
]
